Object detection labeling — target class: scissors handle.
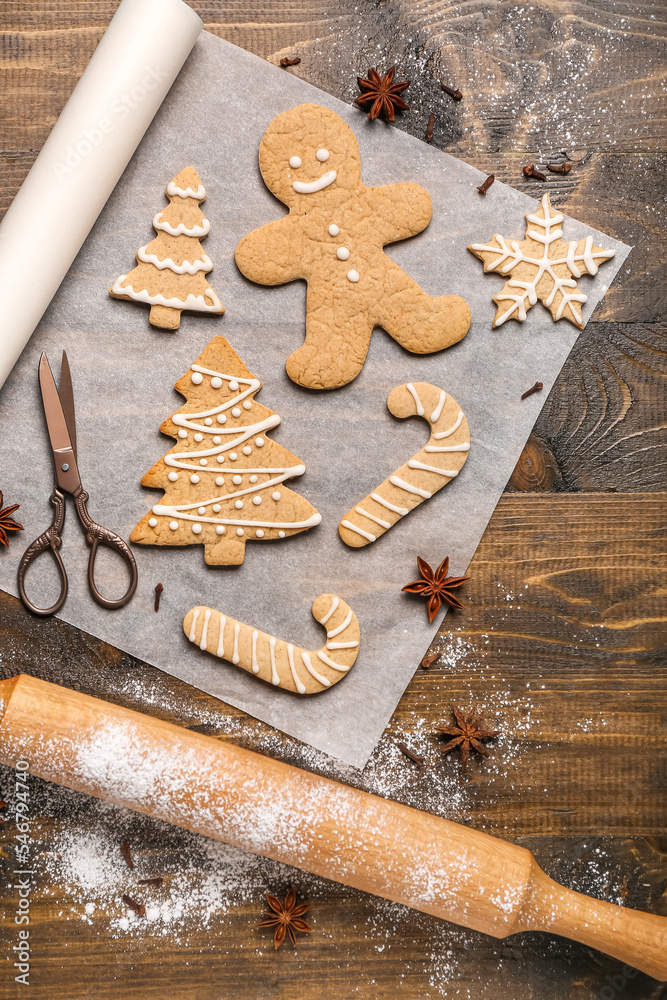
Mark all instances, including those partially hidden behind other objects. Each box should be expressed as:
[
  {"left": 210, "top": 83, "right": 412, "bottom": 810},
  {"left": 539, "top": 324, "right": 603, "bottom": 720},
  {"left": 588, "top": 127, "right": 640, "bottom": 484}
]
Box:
[
  {"left": 74, "top": 489, "right": 138, "bottom": 609},
  {"left": 17, "top": 489, "right": 69, "bottom": 616}
]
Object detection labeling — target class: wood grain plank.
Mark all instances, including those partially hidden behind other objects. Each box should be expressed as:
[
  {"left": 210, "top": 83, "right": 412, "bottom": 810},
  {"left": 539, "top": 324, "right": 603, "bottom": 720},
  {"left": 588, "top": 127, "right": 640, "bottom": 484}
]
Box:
[
  {"left": 0, "top": 791, "right": 665, "bottom": 999},
  {"left": 510, "top": 322, "right": 667, "bottom": 492},
  {"left": 1, "top": 494, "right": 664, "bottom": 836},
  {"left": 2, "top": 11, "right": 664, "bottom": 320}
]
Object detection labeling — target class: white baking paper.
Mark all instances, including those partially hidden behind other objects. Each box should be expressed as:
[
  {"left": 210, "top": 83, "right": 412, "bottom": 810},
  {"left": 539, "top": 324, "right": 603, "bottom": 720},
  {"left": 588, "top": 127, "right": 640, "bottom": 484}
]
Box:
[
  {"left": 0, "top": 33, "right": 630, "bottom": 767},
  {"left": 0, "top": 0, "right": 203, "bottom": 389}
]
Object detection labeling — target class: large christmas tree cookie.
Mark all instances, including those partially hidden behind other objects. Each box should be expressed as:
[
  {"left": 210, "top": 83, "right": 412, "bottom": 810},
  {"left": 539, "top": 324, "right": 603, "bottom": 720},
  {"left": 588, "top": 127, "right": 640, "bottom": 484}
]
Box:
[
  {"left": 235, "top": 104, "right": 471, "bottom": 389},
  {"left": 130, "top": 336, "right": 321, "bottom": 565},
  {"left": 110, "top": 166, "right": 224, "bottom": 331}
]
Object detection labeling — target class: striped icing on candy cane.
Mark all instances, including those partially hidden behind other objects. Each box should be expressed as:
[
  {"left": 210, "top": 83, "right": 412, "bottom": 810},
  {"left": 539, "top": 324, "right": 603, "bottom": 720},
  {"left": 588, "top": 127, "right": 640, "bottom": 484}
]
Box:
[
  {"left": 183, "top": 594, "right": 360, "bottom": 695},
  {"left": 339, "top": 382, "right": 470, "bottom": 548}
]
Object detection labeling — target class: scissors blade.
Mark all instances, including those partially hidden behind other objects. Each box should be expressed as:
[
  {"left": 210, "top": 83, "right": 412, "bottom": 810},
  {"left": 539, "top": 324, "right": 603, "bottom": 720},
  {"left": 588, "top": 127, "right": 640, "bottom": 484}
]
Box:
[
  {"left": 38, "top": 353, "right": 82, "bottom": 494},
  {"left": 58, "top": 351, "right": 77, "bottom": 462}
]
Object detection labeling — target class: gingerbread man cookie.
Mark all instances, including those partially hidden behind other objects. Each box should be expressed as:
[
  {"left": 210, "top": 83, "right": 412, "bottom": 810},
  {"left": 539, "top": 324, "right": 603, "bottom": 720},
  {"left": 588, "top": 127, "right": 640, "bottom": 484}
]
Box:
[
  {"left": 184, "top": 594, "right": 360, "bottom": 695},
  {"left": 235, "top": 104, "right": 471, "bottom": 389},
  {"left": 339, "top": 382, "right": 470, "bottom": 547}
]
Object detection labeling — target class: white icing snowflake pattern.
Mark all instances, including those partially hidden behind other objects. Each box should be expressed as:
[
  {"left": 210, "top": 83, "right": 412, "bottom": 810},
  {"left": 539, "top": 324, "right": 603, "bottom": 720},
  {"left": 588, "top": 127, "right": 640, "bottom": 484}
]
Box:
[{"left": 468, "top": 193, "right": 615, "bottom": 330}]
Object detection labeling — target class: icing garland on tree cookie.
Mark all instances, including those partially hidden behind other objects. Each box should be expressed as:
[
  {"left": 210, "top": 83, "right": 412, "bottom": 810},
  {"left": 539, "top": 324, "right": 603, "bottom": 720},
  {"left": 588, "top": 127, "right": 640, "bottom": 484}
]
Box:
[{"left": 468, "top": 193, "right": 615, "bottom": 330}]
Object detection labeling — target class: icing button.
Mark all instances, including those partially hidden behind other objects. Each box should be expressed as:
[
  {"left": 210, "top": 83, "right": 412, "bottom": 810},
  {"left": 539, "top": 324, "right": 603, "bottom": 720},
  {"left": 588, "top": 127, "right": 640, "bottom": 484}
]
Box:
[
  {"left": 336, "top": 247, "right": 350, "bottom": 261},
  {"left": 347, "top": 270, "right": 360, "bottom": 283},
  {"left": 328, "top": 224, "right": 339, "bottom": 236},
  {"left": 191, "top": 372, "right": 203, "bottom": 385}
]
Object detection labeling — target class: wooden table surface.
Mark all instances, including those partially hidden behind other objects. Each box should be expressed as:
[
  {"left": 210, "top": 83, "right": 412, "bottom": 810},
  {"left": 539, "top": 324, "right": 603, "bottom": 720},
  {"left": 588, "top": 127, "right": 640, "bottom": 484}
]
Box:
[{"left": 1, "top": 2, "right": 665, "bottom": 997}]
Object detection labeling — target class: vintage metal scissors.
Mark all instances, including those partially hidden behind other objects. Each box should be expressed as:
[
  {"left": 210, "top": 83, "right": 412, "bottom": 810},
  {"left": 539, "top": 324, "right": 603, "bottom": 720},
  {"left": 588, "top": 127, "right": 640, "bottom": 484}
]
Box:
[{"left": 17, "top": 351, "right": 138, "bottom": 616}]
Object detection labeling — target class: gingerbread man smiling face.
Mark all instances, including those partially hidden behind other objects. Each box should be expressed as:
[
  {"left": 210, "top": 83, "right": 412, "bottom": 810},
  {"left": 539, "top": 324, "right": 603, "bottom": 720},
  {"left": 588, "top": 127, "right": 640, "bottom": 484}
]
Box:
[{"left": 236, "top": 104, "right": 471, "bottom": 390}]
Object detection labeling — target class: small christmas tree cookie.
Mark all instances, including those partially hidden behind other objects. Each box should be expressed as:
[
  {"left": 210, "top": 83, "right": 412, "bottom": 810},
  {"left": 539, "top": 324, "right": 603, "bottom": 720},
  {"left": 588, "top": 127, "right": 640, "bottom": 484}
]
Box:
[
  {"left": 130, "top": 336, "right": 322, "bottom": 565},
  {"left": 110, "top": 166, "right": 224, "bottom": 331}
]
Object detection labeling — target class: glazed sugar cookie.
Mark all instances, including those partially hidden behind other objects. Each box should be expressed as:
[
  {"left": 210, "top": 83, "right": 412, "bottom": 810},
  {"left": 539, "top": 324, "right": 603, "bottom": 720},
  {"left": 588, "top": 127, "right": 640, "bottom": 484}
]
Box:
[
  {"left": 110, "top": 166, "right": 224, "bottom": 331},
  {"left": 235, "top": 103, "right": 471, "bottom": 389},
  {"left": 468, "top": 192, "right": 615, "bottom": 330},
  {"left": 339, "top": 382, "right": 469, "bottom": 547},
  {"left": 183, "top": 594, "right": 360, "bottom": 695},
  {"left": 130, "top": 336, "right": 321, "bottom": 565}
]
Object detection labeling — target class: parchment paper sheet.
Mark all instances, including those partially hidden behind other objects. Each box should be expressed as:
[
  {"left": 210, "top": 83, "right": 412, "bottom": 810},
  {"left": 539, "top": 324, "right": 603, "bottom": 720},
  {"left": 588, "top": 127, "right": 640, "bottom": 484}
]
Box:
[{"left": 0, "top": 33, "right": 630, "bottom": 767}]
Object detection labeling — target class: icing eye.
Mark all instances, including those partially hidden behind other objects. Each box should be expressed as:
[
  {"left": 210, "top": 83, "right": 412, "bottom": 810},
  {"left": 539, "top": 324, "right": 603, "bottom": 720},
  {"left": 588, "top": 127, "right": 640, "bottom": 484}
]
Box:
[
  {"left": 316, "top": 148, "right": 329, "bottom": 162},
  {"left": 289, "top": 156, "right": 302, "bottom": 168}
]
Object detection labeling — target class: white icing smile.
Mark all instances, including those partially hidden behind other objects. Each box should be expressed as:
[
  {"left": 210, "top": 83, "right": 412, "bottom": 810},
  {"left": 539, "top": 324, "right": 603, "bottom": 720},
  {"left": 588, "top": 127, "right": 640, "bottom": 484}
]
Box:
[{"left": 292, "top": 170, "right": 337, "bottom": 194}]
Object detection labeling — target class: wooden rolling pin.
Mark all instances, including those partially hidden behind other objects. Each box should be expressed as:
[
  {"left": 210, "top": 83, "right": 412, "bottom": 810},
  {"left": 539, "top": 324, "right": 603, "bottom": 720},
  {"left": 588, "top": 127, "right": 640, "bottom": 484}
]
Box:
[{"left": 1, "top": 674, "right": 665, "bottom": 979}]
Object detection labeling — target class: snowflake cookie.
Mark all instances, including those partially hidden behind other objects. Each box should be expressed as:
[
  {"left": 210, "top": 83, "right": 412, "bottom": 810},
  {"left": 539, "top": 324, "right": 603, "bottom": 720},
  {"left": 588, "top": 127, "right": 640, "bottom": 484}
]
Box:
[
  {"left": 130, "top": 336, "right": 321, "bottom": 565},
  {"left": 468, "top": 193, "right": 615, "bottom": 330}
]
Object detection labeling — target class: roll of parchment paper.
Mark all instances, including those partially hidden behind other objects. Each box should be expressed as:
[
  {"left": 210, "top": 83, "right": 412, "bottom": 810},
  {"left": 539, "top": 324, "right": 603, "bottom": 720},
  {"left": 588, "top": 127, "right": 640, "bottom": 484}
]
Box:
[{"left": 0, "top": 0, "right": 203, "bottom": 389}]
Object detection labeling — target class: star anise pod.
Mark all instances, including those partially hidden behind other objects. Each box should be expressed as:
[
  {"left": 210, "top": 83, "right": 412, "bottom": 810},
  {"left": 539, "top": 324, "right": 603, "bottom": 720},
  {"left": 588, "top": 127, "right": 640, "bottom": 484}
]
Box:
[
  {"left": 0, "top": 492, "right": 23, "bottom": 547},
  {"left": 436, "top": 706, "right": 499, "bottom": 771},
  {"left": 257, "top": 887, "right": 312, "bottom": 950},
  {"left": 355, "top": 66, "right": 409, "bottom": 122},
  {"left": 402, "top": 556, "right": 469, "bottom": 622}
]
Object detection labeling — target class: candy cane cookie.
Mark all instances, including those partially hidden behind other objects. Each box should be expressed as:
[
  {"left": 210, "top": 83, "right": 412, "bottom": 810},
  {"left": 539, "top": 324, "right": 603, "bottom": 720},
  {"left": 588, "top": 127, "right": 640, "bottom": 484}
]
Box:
[
  {"left": 339, "top": 383, "right": 470, "bottom": 548},
  {"left": 183, "top": 594, "right": 360, "bottom": 695}
]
